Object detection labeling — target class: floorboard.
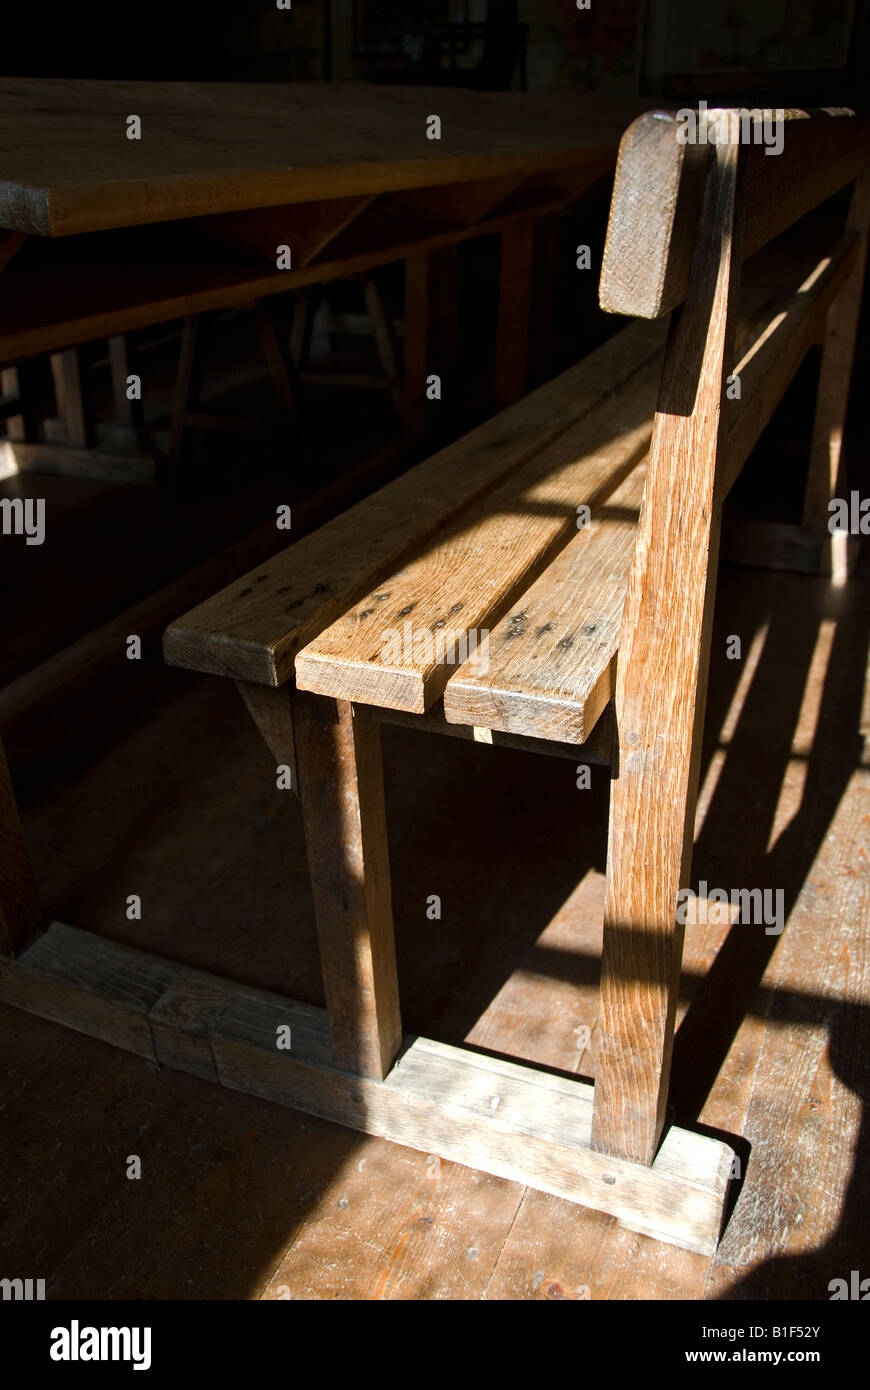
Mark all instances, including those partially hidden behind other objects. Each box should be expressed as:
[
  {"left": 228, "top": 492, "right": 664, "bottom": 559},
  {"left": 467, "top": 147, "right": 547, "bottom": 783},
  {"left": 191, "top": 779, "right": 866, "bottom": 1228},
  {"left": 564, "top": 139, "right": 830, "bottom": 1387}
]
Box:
[{"left": 2, "top": 503, "right": 868, "bottom": 1300}]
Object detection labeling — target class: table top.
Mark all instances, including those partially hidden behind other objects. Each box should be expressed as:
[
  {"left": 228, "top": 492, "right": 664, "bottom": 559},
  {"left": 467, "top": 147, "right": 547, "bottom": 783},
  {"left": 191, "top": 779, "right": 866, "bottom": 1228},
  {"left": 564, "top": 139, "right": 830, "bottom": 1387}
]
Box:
[{"left": 0, "top": 79, "right": 643, "bottom": 237}]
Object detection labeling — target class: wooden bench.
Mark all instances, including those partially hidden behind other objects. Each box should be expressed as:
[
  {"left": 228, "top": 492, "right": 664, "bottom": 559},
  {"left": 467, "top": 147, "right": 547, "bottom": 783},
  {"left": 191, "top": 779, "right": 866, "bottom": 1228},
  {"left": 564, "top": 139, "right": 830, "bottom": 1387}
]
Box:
[
  {"left": 160, "top": 106, "right": 870, "bottom": 1252},
  {"left": 5, "top": 107, "right": 866, "bottom": 1257}
]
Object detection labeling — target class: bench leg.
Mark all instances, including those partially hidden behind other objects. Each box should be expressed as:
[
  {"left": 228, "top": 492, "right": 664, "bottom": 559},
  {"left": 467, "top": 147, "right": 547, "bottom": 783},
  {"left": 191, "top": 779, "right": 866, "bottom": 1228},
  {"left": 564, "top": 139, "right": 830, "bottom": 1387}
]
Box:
[
  {"left": 1, "top": 363, "right": 40, "bottom": 442},
  {"left": 0, "top": 738, "right": 43, "bottom": 957},
  {"left": 293, "top": 691, "right": 402, "bottom": 1079},
  {"left": 49, "top": 349, "right": 96, "bottom": 448}
]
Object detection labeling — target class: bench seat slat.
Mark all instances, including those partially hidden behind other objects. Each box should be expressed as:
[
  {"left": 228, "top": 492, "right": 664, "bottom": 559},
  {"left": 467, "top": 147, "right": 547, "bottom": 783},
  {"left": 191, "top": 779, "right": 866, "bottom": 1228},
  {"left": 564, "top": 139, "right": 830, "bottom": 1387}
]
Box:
[
  {"left": 442, "top": 460, "right": 646, "bottom": 744},
  {"left": 294, "top": 362, "right": 661, "bottom": 713},
  {"left": 164, "top": 318, "right": 666, "bottom": 685}
]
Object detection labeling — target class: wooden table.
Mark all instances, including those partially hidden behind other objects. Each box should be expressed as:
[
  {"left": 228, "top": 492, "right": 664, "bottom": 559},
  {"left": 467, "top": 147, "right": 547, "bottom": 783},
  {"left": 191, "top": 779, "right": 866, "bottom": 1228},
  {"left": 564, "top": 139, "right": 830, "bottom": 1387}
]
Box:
[
  {"left": 0, "top": 80, "right": 641, "bottom": 472},
  {"left": 0, "top": 79, "right": 638, "bottom": 235}
]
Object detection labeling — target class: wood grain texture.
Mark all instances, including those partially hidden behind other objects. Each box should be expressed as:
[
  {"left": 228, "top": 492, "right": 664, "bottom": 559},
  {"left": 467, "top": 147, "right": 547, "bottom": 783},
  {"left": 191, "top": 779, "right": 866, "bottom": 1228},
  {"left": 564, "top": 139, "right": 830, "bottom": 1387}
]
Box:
[
  {"left": 293, "top": 694, "right": 402, "bottom": 1080},
  {"left": 0, "top": 922, "right": 164, "bottom": 1055},
  {"left": 0, "top": 80, "right": 637, "bottom": 236},
  {"left": 294, "top": 361, "right": 660, "bottom": 713},
  {"left": 4, "top": 554, "right": 867, "bottom": 1296},
  {"left": 483, "top": 1189, "right": 710, "bottom": 1300},
  {"left": 443, "top": 462, "right": 646, "bottom": 743},
  {"left": 258, "top": 1134, "right": 522, "bottom": 1301},
  {"left": 372, "top": 698, "right": 615, "bottom": 768},
  {"left": 0, "top": 924, "right": 732, "bottom": 1254},
  {"left": 164, "top": 319, "right": 666, "bottom": 684},
  {"left": 601, "top": 107, "right": 870, "bottom": 318},
  {"left": 591, "top": 131, "right": 747, "bottom": 1164},
  {"left": 708, "top": 765, "right": 870, "bottom": 1297}
]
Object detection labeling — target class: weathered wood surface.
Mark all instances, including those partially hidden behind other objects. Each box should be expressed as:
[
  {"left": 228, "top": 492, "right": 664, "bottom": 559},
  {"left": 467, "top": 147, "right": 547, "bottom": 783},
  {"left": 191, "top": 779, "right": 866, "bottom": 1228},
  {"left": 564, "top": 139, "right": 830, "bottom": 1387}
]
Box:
[
  {"left": 372, "top": 698, "right": 615, "bottom": 768},
  {"left": 4, "top": 550, "right": 866, "bottom": 1297},
  {"left": 0, "top": 80, "right": 639, "bottom": 236},
  {"left": 165, "top": 320, "right": 666, "bottom": 684},
  {"left": 0, "top": 924, "right": 734, "bottom": 1254},
  {"left": 600, "top": 106, "right": 870, "bottom": 318},
  {"left": 443, "top": 462, "right": 646, "bottom": 744},
  {"left": 293, "top": 695, "right": 402, "bottom": 1080},
  {"left": 294, "top": 361, "right": 660, "bottom": 712},
  {"left": 294, "top": 227, "right": 835, "bottom": 721}
]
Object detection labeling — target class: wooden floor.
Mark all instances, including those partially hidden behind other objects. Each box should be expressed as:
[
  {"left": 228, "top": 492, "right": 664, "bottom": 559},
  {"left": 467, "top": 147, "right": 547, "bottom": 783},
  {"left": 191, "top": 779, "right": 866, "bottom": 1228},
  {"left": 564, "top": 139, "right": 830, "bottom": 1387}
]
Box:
[{"left": 2, "top": 539, "right": 868, "bottom": 1298}]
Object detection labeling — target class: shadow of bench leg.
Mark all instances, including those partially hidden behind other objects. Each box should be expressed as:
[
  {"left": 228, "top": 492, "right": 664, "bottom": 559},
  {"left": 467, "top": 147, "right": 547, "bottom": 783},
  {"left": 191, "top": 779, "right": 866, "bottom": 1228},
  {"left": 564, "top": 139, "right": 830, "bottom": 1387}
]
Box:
[
  {"left": 0, "top": 738, "right": 43, "bottom": 957},
  {"left": 293, "top": 691, "right": 402, "bottom": 1079}
]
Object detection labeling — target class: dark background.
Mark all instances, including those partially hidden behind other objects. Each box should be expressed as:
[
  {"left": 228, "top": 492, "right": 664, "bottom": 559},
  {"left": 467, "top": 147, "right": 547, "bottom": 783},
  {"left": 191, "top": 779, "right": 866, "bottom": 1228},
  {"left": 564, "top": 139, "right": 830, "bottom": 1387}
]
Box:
[{"left": 3, "top": 1, "right": 868, "bottom": 105}]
